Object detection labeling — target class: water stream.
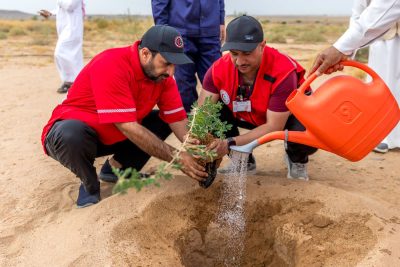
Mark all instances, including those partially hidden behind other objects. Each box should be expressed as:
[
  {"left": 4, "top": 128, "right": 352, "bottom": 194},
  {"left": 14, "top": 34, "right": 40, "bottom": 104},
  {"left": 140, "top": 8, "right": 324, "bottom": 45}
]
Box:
[{"left": 214, "top": 150, "right": 249, "bottom": 266}]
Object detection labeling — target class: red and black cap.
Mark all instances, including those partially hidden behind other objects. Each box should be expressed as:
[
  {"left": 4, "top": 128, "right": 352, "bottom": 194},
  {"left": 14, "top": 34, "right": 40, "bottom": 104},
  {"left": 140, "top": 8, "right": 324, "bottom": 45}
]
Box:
[
  {"left": 221, "top": 15, "right": 264, "bottom": 52},
  {"left": 140, "top": 25, "right": 193, "bottom": 65}
]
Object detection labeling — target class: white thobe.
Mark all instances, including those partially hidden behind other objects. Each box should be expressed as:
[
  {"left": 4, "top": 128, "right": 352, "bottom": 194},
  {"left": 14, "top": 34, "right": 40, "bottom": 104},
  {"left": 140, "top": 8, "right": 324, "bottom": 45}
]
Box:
[
  {"left": 334, "top": 0, "right": 400, "bottom": 55},
  {"left": 53, "top": 0, "right": 84, "bottom": 83},
  {"left": 350, "top": 0, "right": 400, "bottom": 148}
]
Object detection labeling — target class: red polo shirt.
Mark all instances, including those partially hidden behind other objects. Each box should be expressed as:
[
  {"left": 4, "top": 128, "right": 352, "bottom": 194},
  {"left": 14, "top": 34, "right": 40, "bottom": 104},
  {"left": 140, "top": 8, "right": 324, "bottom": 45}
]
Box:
[{"left": 41, "top": 41, "right": 186, "bottom": 151}]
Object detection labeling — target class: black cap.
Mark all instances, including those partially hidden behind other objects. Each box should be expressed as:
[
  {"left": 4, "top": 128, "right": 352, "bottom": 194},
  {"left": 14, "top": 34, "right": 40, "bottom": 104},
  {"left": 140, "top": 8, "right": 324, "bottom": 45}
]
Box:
[
  {"left": 221, "top": 15, "right": 264, "bottom": 52},
  {"left": 140, "top": 25, "right": 193, "bottom": 65}
]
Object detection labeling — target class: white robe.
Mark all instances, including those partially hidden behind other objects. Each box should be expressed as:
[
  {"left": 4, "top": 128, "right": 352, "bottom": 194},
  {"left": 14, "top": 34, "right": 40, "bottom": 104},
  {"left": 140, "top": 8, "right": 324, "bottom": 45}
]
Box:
[
  {"left": 334, "top": 0, "right": 400, "bottom": 55},
  {"left": 349, "top": 0, "right": 400, "bottom": 149},
  {"left": 53, "top": 0, "right": 84, "bottom": 83}
]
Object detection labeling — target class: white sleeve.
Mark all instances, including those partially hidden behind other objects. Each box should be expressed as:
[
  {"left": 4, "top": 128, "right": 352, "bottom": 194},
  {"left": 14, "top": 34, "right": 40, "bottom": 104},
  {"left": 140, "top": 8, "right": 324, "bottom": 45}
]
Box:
[
  {"left": 57, "top": 0, "right": 81, "bottom": 12},
  {"left": 334, "top": 0, "right": 400, "bottom": 55}
]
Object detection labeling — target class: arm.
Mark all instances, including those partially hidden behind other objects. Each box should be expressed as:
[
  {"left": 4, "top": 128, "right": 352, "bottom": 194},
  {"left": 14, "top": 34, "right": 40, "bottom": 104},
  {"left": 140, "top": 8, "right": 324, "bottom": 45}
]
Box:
[
  {"left": 116, "top": 121, "right": 207, "bottom": 181},
  {"left": 151, "top": 0, "right": 170, "bottom": 25},
  {"left": 310, "top": 0, "right": 400, "bottom": 75},
  {"left": 334, "top": 0, "right": 400, "bottom": 54},
  {"left": 116, "top": 121, "right": 176, "bottom": 162},
  {"left": 169, "top": 118, "right": 189, "bottom": 142}
]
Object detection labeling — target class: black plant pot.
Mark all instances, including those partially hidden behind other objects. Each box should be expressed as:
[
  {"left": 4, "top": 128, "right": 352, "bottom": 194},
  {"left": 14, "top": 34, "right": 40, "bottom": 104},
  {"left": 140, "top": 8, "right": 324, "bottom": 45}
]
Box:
[{"left": 199, "top": 160, "right": 218, "bottom": 189}]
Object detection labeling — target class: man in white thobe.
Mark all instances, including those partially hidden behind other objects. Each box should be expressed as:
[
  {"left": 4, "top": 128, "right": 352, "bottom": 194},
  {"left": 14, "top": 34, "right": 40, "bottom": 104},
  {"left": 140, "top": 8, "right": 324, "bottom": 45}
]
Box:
[
  {"left": 39, "top": 0, "right": 84, "bottom": 94},
  {"left": 351, "top": 0, "right": 400, "bottom": 152}
]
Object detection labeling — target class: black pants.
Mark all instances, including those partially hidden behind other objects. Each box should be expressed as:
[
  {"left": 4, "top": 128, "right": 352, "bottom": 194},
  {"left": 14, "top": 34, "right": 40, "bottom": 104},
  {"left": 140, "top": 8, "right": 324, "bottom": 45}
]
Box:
[
  {"left": 219, "top": 104, "right": 317, "bottom": 164},
  {"left": 44, "top": 110, "right": 171, "bottom": 194}
]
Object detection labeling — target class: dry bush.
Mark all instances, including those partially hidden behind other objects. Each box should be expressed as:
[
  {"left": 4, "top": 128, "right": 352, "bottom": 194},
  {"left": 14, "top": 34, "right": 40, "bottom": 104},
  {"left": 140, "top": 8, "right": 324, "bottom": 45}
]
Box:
[
  {"left": 9, "top": 27, "right": 27, "bottom": 36},
  {"left": 295, "top": 30, "right": 327, "bottom": 43},
  {"left": 0, "top": 32, "right": 6, "bottom": 40}
]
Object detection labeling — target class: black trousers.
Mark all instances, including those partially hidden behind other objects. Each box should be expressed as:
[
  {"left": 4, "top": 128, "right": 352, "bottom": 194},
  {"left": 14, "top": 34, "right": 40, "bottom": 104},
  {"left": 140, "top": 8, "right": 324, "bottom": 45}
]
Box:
[
  {"left": 44, "top": 110, "right": 172, "bottom": 194},
  {"left": 218, "top": 104, "right": 317, "bottom": 164}
]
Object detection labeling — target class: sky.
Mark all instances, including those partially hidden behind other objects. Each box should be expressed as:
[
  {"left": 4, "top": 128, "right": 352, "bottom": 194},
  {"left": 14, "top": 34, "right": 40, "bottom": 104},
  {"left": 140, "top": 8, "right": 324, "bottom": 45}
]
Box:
[{"left": 0, "top": 0, "right": 354, "bottom": 16}]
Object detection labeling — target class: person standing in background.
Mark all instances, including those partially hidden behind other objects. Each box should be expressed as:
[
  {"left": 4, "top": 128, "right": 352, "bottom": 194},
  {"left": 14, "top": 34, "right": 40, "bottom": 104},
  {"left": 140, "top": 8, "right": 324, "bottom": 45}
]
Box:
[
  {"left": 351, "top": 0, "right": 400, "bottom": 153},
  {"left": 39, "top": 0, "right": 85, "bottom": 94},
  {"left": 151, "top": 0, "right": 225, "bottom": 112}
]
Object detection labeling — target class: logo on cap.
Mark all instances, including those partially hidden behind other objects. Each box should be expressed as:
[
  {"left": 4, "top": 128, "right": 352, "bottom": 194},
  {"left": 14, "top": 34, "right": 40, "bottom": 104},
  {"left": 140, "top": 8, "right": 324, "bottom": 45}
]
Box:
[
  {"left": 244, "top": 35, "right": 254, "bottom": 40},
  {"left": 174, "top": 36, "right": 184, "bottom": 48}
]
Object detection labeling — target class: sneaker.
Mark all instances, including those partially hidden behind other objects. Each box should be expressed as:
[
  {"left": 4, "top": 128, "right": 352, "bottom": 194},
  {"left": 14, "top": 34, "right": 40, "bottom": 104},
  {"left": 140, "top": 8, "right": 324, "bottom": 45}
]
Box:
[
  {"left": 57, "top": 82, "right": 72, "bottom": 94},
  {"left": 99, "top": 159, "right": 150, "bottom": 183},
  {"left": 373, "top": 143, "right": 389, "bottom": 153},
  {"left": 285, "top": 154, "right": 309, "bottom": 181},
  {"left": 99, "top": 159, "right": 118, "bottom": 183},
  {"left": 218, "top": 153, "right": 257, "bottom": 175},
  {"left": 76, "top": 184, "right": 100, "bottom": 208}
]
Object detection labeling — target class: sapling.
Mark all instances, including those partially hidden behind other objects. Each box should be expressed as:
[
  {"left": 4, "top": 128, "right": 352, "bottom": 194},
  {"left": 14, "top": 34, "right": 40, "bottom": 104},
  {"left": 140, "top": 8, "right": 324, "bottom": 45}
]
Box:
[{"left": 112, "top": 97, "right": 231, "bottom": 194}]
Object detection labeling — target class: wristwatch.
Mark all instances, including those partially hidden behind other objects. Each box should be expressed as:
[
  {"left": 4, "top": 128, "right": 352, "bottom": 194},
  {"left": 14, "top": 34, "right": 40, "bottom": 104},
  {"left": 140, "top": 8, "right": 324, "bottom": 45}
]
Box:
[{"left": 226, "top": 137, "right": 236, "bottom": 152}]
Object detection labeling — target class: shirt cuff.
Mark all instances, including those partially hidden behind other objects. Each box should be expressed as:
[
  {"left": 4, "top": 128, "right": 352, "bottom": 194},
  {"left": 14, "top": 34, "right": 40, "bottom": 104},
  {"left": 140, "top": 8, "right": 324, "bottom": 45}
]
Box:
[{"left": 333, "top": 27, "right": 364, "bottom": 56}]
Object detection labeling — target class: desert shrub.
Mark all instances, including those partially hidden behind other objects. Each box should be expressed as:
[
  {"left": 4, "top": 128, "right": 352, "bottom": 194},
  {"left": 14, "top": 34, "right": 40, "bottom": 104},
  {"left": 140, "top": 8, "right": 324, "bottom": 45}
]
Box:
[
  {"left": 295, "top": 30, "right": 326, "bottom": 43},
  {"left": 0, "top": 24, "right": 10, "bottom": 33},
  {"left": 354, "top": 47, "right": 369, "bottom": 63},
  {"left": 9, "top": 27, "right": 27, "bottom": 36},
  {"left": 266, "top": 33, "right": 286, "bottom": 43},
  {"left": 30, "top": 36, "right": 51, "bottom": 46},
  {"left": 27, "top": 23, "right": 54, "bottom": 35},
  {"left": 0, "top": 32, "right": 7, "bottom": 40},
  {"left": 94, "top": 18, "right": 109, "bottom": 29}
]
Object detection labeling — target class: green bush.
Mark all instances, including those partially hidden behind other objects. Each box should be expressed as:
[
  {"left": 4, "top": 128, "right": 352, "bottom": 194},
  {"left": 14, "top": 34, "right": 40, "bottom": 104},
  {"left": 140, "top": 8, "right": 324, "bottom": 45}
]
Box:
[
  {"left": 9, "top": 27, "right": 27, "bottom": 36},
  {"left": 94, "top": 18, "right": 109, "bottom": 29},
  {"left": 0, "top": 32, "right": 7, "bottom": 40},
  {"left": 266, "top": 33, "right": 286, "bottom": 43},
  {"left": 295, "top": 30, "right": 326, "bottom": 43}
]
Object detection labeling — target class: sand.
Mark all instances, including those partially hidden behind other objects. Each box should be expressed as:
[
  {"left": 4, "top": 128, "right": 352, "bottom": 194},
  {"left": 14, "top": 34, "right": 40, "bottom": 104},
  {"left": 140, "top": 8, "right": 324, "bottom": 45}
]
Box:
[{"left": 0, "top": 62, "right": 400, "bottom": 267}]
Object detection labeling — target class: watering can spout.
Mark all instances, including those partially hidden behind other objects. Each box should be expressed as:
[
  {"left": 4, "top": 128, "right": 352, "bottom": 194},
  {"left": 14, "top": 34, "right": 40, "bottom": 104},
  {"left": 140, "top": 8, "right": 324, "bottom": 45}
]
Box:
[{"left": 230, "top": 131, "right": 331, "bottom": 154}]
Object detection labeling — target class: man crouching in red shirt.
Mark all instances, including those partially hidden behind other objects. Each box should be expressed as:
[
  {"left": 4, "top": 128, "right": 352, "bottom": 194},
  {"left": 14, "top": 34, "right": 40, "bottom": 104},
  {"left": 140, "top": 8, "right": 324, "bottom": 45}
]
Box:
[
  {"left": 199, "top": 15, "right": 318, "bottom": 180},
  {"left": 41, "top": 25, "right": 208, "bottom": 208}
]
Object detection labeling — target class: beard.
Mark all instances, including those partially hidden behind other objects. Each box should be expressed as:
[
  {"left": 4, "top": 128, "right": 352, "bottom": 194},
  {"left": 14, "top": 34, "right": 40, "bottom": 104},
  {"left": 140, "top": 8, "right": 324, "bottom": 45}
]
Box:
[{"left": 142, "top": 59, "right": 169, "bottom": 82}]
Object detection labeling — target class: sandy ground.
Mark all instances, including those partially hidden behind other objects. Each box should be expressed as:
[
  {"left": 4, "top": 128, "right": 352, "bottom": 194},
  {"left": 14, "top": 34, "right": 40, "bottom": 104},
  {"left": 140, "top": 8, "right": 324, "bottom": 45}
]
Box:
[{"left": 0, "top": 59, "right": 400, "bottom": 267}]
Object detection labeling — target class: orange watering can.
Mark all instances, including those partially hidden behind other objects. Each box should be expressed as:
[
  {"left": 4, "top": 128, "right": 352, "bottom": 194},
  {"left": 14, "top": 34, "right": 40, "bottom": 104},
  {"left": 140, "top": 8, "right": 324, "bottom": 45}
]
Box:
[{"left": 230, "top": 60, "right": 400, "bottom": 161}]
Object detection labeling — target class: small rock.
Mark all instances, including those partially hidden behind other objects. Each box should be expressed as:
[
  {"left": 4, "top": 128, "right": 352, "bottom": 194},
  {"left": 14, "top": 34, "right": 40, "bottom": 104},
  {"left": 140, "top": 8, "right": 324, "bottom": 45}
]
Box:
[{"left": 312, "top": 215, "right": 333, "bottom": 228}]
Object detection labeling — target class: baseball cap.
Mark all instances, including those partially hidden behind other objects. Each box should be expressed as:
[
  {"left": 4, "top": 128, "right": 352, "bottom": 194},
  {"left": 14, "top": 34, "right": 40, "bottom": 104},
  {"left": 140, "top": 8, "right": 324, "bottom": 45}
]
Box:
[
  {"left": 140, "top": 25, "right": 193, "bottom": 65},
  {"left": 221, "top": 15, "right": 264, "bottom": 52}
]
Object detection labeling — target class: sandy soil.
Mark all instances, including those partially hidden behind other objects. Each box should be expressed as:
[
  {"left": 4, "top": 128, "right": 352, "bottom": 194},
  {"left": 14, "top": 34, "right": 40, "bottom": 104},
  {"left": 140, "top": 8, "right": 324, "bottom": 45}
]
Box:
[{"left": 0, "top": 59, "right": 400, "bottom": 267}]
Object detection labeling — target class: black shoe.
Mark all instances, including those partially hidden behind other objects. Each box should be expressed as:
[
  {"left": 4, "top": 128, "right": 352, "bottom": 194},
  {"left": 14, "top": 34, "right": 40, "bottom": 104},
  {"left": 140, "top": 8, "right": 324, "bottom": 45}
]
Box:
[
  {"left": 76, "top": 184, "right": 100, "bottom": 208},
  {"left": 99, "top": 159, "right": 118, "bottom": 183},
  {"left": 99, "top": 159, "right": 150, "bottom": 183},
  {"left": 57, "top": 82, "right": 72, "bottom": 94}
]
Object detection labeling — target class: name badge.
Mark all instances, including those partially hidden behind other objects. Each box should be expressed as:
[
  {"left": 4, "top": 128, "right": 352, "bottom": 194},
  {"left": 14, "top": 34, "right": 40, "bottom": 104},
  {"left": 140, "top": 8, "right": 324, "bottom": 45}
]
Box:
[{"left": 233, "top": 100, "right": 251, "bottom": 112}]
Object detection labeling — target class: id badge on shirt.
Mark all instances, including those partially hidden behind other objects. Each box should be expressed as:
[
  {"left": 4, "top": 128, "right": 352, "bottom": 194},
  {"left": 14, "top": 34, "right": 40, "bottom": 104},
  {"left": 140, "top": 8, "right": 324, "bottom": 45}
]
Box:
[{"left": 233, "top": 100, "right": 252, "bottom": 112}]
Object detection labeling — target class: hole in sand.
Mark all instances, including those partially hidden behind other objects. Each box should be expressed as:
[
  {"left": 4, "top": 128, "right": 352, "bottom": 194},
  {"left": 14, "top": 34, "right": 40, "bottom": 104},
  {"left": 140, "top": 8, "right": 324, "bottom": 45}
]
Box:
[{"left": 111, "top": 186, "right": 376, "bottom": 266}]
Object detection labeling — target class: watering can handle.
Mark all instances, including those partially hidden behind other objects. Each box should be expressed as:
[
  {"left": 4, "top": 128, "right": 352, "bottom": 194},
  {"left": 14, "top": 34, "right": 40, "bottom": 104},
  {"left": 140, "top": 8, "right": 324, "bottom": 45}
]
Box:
[{"left": 298, "top": 60, "right": 381, "bottom": 94}]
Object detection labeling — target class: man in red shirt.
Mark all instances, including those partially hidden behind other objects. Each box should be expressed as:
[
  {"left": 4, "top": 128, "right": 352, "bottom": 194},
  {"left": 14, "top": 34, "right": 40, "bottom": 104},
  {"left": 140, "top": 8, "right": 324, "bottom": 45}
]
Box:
[
  {"left": 200, "top": 15, "right": 317, "bottom": 180},
  {"left": 42, "top": 25, "right": 208, "bottom": 208}
]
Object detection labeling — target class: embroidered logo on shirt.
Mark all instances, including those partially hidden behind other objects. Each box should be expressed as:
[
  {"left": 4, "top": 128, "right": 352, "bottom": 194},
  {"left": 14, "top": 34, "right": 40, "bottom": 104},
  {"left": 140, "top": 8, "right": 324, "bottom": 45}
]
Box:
[
  {"left": 175, "top": 36, "right": 184, "bottom": 48},
  {"left": 220, "top": 90, "right": 230, "bottom": 105}
]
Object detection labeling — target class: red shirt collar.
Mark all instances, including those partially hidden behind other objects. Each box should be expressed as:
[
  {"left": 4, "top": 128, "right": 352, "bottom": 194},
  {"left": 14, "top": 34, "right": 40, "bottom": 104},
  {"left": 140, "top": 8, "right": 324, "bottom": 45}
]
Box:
[{"left": 130, "top": 41, "right": 146, "bottom": 81}]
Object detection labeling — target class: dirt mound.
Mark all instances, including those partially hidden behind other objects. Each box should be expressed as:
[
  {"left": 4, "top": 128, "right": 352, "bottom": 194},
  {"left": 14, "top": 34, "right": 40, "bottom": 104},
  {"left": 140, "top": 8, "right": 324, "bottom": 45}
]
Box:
[{"left": 110, "top": 184, "right": 376, "bottom": 266}]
